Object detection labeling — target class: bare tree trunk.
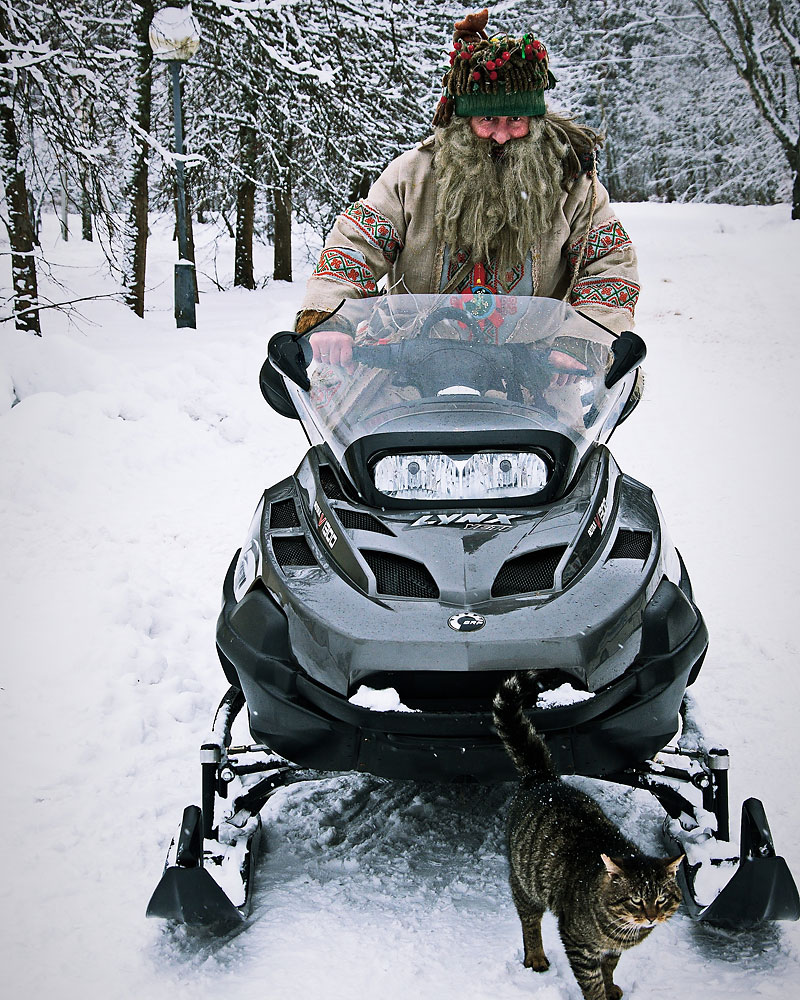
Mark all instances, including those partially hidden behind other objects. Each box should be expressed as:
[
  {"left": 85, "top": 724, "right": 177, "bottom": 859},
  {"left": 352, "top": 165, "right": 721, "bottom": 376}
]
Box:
[
  {"left": 234, "top": 123, "right": 256, "bottom": 289},
  {"left": 81, "top": 172, "right": 93, "bottom": 241},
  {"left": 122, "top": 0, "right": 154, "bottom": 317},
  {"left": 79, "top": 96, "right": 93, "bottom": 243},
  {"left": 272, "top": 129, "right": 293, "bottom": 283},
  {"left": 27, "top": 190, "right": 40, "bottom": 245},
  {"left": 59, "top": 166, "right": 69, "bottom": 241},
  {"left": 0, "top": 16, "right": 41, "bottom": 336},
  {"left": 347, "top": 169, "right": 371, "bottom": 204},
  {"left": 272, "top": 187, "right": 292, "bottom": 282},
  {"left": 80, "top": 100, "right": 93, "bottom": 241}
]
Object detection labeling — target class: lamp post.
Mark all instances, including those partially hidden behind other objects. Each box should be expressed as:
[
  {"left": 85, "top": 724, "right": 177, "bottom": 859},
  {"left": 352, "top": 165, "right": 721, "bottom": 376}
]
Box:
[{"left": 149, "top": 4, "right": 201, "bottom": 329}]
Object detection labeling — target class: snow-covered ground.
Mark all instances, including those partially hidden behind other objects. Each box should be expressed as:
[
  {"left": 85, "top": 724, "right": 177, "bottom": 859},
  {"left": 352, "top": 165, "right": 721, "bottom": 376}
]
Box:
[{"left": 1, "top": 205, "right": 799, "bottom": 999}]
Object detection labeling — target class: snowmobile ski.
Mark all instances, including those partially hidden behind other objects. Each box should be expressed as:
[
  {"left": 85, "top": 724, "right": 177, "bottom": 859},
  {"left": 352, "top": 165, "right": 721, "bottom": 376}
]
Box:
[
  {"left": 147, "top": 686, "right": 317, "bottom": 928},
  {"left": 607, "top": 719, "right": 800, "bottom": 926},
  {"left": 674, "top": 796, "right": 800, "bottom": 925},
  {"left": 146, "top": 804, "right": 259, "bottom": 928}
]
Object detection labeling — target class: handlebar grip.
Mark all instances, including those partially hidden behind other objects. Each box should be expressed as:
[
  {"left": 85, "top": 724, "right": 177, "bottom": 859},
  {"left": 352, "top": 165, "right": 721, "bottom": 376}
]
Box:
[{"left": 351, "top": 343, "right": 403, "bottom": 368}]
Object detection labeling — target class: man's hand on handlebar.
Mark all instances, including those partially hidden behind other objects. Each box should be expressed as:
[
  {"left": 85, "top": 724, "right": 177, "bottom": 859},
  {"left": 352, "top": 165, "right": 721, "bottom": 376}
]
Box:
[
  {"left": 307, "top": 333, "right": 588, "bottom": 389},
  {"left": 309, "top": 330, "right": 355, "bottom": 372},
  {"left": 548, "top": 349, "right": 588, "bottom": 387}
]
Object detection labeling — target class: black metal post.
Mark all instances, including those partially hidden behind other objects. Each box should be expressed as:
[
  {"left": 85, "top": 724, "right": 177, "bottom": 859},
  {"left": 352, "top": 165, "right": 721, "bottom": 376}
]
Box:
[
  {"left": 201, "top": 743, "right": 220, "bottom": 841},
  {"left": 708, "top": 748, "right": 730, "bottom": 843},
  {"left": 170, "top": 60, "right": 196, "bottom": 329}
]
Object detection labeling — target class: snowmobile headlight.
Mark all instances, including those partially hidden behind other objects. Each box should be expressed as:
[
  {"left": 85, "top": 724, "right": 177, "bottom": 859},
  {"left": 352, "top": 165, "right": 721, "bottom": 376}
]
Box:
[
  {"left": 233, "top": 499, "right": 264, "bottom": 603},
  {"left": 372, "top": 451, "right": 550, "bottom": 500}
]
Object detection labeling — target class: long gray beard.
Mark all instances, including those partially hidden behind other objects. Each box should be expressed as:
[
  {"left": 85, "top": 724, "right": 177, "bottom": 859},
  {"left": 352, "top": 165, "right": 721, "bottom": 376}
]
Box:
[{"left": 434, "top": 117, "right": 568, "bottom": 277}]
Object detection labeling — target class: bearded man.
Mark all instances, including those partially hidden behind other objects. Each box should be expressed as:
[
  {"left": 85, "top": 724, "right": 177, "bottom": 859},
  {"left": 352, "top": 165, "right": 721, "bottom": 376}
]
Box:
[{"left": 296, "top": 8, "right": 640, "bottom": 388}]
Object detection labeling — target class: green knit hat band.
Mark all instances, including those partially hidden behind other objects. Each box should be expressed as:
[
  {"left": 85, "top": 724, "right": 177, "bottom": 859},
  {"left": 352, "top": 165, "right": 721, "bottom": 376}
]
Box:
[{"left": 454, "top": 88, "right": 546, "bottom": 118}]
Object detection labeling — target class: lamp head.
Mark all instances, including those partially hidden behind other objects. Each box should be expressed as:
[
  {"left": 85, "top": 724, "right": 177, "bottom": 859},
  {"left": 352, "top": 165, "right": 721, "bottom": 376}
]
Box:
[{"left": 149, "top": 5, "right": 201, "bottom": 62}]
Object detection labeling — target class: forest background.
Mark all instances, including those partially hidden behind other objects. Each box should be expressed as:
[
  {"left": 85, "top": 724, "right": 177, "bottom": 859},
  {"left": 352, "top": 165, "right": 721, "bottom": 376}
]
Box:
[{"left": 2, "top": 0, "right": 799, "bottom": 336}]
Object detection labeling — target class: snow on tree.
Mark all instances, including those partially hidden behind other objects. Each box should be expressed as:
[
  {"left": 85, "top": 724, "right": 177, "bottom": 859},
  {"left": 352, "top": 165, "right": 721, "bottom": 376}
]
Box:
[
  {"left": 1, "top": 0, "right": 118, "bottom": 331},
  {"left": 690, "top": 0, "right": 800, "bottom": 218},
  {"left": 3, "top": 0, "right": 797, "bottom": 339},
  {"left": 1, "top": 3, "right": 41, "bottom": 334},
  {"left": 120, "top": 0, "right": 155, "bottom": 317}
]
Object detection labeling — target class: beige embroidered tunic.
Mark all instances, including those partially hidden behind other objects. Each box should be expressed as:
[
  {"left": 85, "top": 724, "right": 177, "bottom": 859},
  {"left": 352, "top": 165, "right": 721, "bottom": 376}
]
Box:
[{"left": 299, "top": 136, "right": 640, "bottom": 336}]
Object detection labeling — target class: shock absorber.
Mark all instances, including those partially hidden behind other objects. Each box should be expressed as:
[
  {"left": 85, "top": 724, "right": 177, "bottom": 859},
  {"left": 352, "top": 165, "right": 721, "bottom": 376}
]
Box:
[
  {"left": 200, "top": 742, "right": 221, "bottom": 841},
  {"left": 707, "top": 748, "right": 730, "bottom": 843}
]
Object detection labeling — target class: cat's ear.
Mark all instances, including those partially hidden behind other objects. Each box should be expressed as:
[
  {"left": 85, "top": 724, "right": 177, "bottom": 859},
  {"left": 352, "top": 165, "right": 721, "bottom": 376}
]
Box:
[
  {"left": 664, "top": 854, "right": 684, "bottom": 877},
  {"left": 601, "top": 854, "right": 626, "bottom": 878}
]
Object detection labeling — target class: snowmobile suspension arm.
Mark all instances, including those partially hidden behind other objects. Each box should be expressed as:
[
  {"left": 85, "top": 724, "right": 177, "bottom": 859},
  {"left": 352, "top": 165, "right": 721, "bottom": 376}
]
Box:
[
  {"left": 606, "top": 744, "right": 730, "bottom": 842},
  {"left": 200, "top": 685, "right": 318, "bottom": 840}
]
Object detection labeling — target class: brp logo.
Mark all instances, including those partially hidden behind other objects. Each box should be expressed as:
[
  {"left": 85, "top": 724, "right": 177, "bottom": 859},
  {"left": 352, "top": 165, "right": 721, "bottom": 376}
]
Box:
[{"left": 448, "top": 613, "right": 486, "bottom": 632}]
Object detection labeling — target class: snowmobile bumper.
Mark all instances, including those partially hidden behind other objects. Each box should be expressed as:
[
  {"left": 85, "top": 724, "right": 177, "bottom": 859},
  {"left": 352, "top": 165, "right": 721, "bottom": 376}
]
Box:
[{"left": 216, "top": 556, "right": 708, "bottom": 782}]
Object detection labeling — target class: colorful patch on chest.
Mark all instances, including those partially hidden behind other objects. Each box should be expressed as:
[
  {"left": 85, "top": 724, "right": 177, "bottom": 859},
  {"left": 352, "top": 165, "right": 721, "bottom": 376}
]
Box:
[{"left": 450, "top": 263, "right": 519, "bottom": 340}]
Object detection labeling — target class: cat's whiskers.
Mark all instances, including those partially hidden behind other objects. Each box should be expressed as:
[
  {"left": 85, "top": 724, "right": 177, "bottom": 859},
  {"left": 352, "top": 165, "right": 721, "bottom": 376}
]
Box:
[{"left": 610, "top": 914, "right": 647, "bottom": 943}]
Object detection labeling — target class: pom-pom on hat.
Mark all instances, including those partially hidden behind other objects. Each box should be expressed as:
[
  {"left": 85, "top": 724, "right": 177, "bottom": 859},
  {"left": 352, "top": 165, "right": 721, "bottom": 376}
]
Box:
[{"left": 432, "top": 8, "right": 557, "bottom": 127}]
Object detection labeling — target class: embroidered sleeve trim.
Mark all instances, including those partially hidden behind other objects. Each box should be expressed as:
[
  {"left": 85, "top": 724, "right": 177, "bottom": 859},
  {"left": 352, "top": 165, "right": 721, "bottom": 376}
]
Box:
[
  {"left": 341, "top": 201, "right": 403, "bottom": 263},
  {"left": 568, "top": 218, "right": 632, "bottom": 272},
  {"left": 570, "top": 276, "right": 640, "bottom": 315},
  {"left": 313, "top": 248, "right": 378, "bottom": 295}
]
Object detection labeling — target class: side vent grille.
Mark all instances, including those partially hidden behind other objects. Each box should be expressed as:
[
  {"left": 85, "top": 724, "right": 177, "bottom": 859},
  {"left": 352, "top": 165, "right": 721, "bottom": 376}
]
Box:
[
  {"left": 492, "top": 546, "right": 567, "bottom": 598},
  {"left": 338, "top": 508, "right": 394, "bottom": 536},
  {"left": 273, "top": 536, "right": 317, "bottom": 568},
  {"left": 361, "top": 550, "right": 439, "bottom": 599},
  {"left": 318, "top": 465, "right": 346, "bottom": 500},
  {"left": 608, "top": 530, "right": 652, "bottom": 561},
  {"left": 269, "top": 498, "right": 300, "bottom": 529}
]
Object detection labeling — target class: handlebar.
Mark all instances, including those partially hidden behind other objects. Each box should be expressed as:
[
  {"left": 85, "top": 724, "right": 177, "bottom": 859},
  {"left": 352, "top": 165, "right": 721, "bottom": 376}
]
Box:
[{"left": 351, "top": 339, "right": 595, "bottom": 379}]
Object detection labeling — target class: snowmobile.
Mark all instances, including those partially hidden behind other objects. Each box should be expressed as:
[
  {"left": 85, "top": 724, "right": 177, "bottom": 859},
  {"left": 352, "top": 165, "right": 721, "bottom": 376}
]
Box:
[{"left": 147, "top": 293, "right": 799, "bottom": 930}]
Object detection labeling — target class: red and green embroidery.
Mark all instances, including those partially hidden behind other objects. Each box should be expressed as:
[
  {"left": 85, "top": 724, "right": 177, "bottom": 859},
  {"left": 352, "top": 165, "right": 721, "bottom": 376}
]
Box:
[
  {"left": 568, "top": 219, "right": 632, "bottom": 272},
  {"left": 454, "top": 258, "right": 525, "bottom": 293},
  {"left": 342, "top": 202, "right": 403, "bottom": 263},
  {"left": 497, "top": 260, "right": 524, "bottom": 292},
  {"left": 446, "top": 247, "right": 471, "bottom": 284},
  {"left": 313, "top": 248, "right": 378, "bottom": 295},
  {"left": 570, "top": 276, "right": 640, "bottom": 315}
]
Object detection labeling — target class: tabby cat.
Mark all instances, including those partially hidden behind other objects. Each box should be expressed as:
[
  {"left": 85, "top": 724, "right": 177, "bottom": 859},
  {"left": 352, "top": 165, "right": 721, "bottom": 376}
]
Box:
[{"left": 493, "top": 674, "right": 683, "bottom": 1000}]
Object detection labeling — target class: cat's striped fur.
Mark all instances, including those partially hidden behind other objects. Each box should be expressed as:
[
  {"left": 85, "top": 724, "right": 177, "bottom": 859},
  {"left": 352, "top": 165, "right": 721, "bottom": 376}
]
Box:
[{"left": 493, "top": 673, "right": 682, "bottom": 1000}]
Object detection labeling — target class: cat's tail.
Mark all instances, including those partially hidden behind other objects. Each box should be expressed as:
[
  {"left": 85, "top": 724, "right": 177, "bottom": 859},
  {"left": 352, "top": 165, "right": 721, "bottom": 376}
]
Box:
[{"left": 492, "top": 673, "right": 557, "bottom": 779}]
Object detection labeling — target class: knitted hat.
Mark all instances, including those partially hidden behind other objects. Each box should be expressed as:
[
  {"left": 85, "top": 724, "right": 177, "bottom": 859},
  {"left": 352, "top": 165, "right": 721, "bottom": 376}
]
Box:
[{"left": 432, "top": 9, "right": 556, "bottom": 127}]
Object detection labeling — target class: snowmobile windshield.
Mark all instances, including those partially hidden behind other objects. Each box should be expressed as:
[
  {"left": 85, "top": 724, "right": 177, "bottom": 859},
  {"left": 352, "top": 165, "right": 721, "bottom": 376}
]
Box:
[{"left": 280, "top": 294, "right": 636, "bottom": 503}]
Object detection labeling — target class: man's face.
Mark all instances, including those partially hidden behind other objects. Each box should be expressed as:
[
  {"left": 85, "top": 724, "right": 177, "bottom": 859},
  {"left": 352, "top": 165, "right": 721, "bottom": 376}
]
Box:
[{"left": 469, "top": 115, "right": 530, "bottom": 145}]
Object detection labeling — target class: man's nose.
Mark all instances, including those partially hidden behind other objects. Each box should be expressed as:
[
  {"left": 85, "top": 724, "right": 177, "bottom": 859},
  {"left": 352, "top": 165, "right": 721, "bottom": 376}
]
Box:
[{"left": 492, "top": 124, "right": 511, "bottom": 144}]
